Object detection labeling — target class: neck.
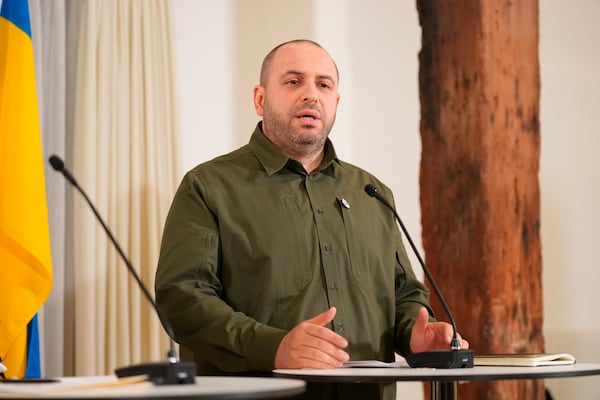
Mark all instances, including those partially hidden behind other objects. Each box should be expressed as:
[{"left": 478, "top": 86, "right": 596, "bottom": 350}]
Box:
[{"left": 298, "top": 150, "right": 324, "bottom": 174}]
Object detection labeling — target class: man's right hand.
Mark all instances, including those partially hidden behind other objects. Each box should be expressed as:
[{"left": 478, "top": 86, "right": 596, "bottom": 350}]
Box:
[{"left": 274, "top": 307, "right": 349, "bottom": 369}]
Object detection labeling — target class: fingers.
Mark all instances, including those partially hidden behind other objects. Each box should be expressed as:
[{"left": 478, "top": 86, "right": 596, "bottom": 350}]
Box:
[
  {"left": 304, "top": 307, "right": 348, "bottom": 349},
  {"left": 276, "top": 333, "right": 348, "bottom": 369},
  {"left": 409, "top": 307, "right": 430, "bottom": 353},
  {"left": 414, "top": 307, "right": 430, "bottom": 334},
  {"left": 307, "top": 306, "right": 337, "bottom": 324},
  {"left": 275, "top": 307, "right": 349, "bottom": 369},
  {"left": 457, "top": 334, "right": 469, "bottom": 350},
  {"left": 410, "top": 306, "right": 471, "bottom": 352},
  {"left": 294, "top": 308, "right": 349, "bottom": 366},
  {"left": 295, "top": 331, "right": 349, "bottom": 368}
]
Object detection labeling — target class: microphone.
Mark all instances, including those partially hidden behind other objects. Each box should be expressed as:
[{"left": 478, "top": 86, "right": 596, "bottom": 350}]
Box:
[
  {"left": 49, "top": 155, "right": 196, "bottom": 384},
  {"left": 364, "top": 184, "right": 474, "bottom": 369}
]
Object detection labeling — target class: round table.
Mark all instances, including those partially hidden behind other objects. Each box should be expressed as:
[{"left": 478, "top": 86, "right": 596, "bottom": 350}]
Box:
[
  {"left": 0, "top": 375, "right": 305, "bottom": 399},
  {"left": 274, "top": 363, "right": 600, "bottom": 400}
]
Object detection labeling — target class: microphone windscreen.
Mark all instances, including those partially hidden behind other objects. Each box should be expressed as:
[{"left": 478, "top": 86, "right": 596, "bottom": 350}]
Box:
[
  {"left": 49, "top": 155, "right": 65, "bottom": 172},
  {"left": 364, "top": 184, "right": 378, "bottom": 197}
]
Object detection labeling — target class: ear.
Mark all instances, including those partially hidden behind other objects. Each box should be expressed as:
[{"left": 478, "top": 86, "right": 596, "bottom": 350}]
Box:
[{"left": 253, "top": 85, "right": 265, "bottom": 116}]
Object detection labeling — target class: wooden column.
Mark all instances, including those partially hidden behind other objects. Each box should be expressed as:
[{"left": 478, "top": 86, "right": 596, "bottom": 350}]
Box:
[{"left": 417, "top": 1, "right": 544, "bottom": 399}]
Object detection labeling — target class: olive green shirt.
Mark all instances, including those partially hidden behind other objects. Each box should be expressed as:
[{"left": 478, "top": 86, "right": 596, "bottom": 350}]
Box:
[{"left": 155, "top": 124, "right": 433, "bottom": 397}]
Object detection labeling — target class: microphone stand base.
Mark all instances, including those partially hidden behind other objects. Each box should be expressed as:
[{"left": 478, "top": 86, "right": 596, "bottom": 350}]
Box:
[
  {"left": 405, "top": 349, "right": 474, "bottom": 369},
  {"left": 115, "top": 361, "right": 197, "bottom": 384}
]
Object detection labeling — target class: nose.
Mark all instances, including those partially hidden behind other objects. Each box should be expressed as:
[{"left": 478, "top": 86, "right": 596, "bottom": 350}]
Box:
[
  {"left": 302, "top": 94, "right": 318, "bottom": 104},
  {"left": 302, "top": 85, "right": 319, "bottom": 103}
]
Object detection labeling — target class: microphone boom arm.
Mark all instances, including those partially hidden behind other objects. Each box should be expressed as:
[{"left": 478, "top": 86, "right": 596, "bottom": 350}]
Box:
[
  {"left": 364, "top": 184, "right": 474, "bottom": 368},
  {"left": 49, "top": 155, "right": 196, "bottom": 383}
]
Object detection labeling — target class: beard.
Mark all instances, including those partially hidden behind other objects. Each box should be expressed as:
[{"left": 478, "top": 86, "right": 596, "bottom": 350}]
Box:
[{"left": 261, "top": 100, "right": 336, "bottom": 159}]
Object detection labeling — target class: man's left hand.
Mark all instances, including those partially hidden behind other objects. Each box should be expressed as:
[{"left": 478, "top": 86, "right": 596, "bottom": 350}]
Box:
[{"left": 409, "top": 307, "right": 469, "bottom": 353}]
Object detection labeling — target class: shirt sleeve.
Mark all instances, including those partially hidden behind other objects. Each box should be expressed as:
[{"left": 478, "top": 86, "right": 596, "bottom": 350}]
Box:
[
  {"left": 390, "top": 199, "right": 436, "bottom": 356},
  {"left": 155, "top": 172, "right": 287, "bottom": 372}
]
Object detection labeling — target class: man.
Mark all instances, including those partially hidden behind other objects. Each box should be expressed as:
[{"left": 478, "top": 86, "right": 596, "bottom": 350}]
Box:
[{"left": 155, "top": 39, "right": 468, "bottom": 399}]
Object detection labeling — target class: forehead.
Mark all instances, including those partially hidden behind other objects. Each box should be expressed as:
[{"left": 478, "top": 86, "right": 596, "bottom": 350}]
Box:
[{"left": 269, "top": 43, "right": 338, "bottom": 83}]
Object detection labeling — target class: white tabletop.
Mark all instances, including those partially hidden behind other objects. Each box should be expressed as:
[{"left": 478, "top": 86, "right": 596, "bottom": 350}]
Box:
[
  {"left": 0, "top": 375, "right": 305, "bottom": 399},
  {"left": 274, "top": 363, "right": 600, "bottom": 383}
]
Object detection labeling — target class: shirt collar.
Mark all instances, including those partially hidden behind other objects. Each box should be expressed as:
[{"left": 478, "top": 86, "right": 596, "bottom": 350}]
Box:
[{"left": 248, "top": 122, "right": 342, "bottom": 176}]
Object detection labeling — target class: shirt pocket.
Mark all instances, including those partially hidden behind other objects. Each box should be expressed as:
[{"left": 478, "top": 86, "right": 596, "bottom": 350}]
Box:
[
  {"left": 337, "top": 193, "right": 393, "bottom": 297},
  {"left": 221, "top": 192, "right": 314, "bottom": 304}
]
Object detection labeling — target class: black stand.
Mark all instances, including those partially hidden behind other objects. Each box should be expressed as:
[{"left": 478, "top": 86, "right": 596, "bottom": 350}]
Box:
[
  {"left": 405, "top": 349, "right": 474, "bottom": 369},
  {"left": 115, "top": 361, "right": 196, "bottom": 385}
]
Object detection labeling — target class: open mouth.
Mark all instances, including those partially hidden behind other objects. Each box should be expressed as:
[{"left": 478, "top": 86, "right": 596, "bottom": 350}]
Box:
[{"left": 296, "top": 109, "right": 320, "bottom": 121}]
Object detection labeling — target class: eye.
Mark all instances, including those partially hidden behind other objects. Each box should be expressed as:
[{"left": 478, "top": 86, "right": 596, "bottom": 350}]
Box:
[
  {"left": 287, "top": 79, "right": 300, "bottom": 85},
  {"left": 319, "top": 82, "right": 332, "bottom": 90}
]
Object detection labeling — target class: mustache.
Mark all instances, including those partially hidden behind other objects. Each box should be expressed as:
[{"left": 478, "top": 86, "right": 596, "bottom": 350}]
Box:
[{"left": 292, "top": 104, "right": 322, "bottom": 114}]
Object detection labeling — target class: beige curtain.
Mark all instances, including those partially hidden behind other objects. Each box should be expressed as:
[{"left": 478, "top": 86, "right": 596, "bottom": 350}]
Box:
[
  {"left": 70, "top": 0, "right": 179, "bottom": 375},
  {"left": 29, "top": 0, "right": 67, "bottom": 378}
]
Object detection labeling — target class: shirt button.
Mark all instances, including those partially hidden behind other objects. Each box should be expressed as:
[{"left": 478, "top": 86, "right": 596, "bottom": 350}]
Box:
[
  {"left": 317, "top": 207, "right": 323, "bottom": 214},
  {"left": 337, "top": 322, "right": 345, "bottom": 332},
  {"left": 324, "top": 244, "right": 332, "bottom": 252},
  {"left": 330, "top": 283, "right": 339, "bottom": 291}
]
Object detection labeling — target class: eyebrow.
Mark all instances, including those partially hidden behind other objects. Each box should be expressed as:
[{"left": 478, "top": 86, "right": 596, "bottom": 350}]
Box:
[{"left": 281, "top": 70, "right": 336, "bottom": 83}]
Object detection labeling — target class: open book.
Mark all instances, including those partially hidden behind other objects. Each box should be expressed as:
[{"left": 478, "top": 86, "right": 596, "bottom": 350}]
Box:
[{"left": 474, "top": 353, "right": 576, "bottom": 367}]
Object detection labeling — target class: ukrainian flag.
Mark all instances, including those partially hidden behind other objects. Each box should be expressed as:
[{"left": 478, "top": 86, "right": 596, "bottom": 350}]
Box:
[{"left": 0, "top": 0, "right": 53, "bottom": 379}]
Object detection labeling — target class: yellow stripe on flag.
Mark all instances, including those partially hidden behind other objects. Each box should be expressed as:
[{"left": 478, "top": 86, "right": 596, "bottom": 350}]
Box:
[{"left": 0, "top": 0, "right": 53, "bottom": 378}]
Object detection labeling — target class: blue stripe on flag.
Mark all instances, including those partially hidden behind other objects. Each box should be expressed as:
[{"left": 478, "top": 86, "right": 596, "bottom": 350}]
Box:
[
  {"left": 0, "top": 0, "right": 32, "bottom": 37},
  {"left": 24, "top": 314, "right": 41, "bottom": 378}
]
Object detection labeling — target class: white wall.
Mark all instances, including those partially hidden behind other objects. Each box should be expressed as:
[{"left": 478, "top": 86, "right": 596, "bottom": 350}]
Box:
[
  {"left": 171, "top": 1, "right": 600, "bottom": 398},
  {"left": 171, "top": 1, "right": 236, "bottom": 174},
  {"left": 540, "top": 1, "right": 600, "bottom": 398}
]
